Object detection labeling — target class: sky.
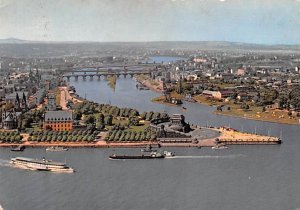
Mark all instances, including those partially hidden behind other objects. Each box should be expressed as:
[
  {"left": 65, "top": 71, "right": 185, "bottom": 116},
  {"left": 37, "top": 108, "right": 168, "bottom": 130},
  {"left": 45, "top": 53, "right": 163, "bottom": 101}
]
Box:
[{"left": 1, "top": 0, "right": 300, "bottom": 44}]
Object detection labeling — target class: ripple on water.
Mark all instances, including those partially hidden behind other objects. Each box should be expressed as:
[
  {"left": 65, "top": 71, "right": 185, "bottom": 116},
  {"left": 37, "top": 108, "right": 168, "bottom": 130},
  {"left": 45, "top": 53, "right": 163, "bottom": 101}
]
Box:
[{"left": 0, "top": 159, "right": 10, "bottom": 167}]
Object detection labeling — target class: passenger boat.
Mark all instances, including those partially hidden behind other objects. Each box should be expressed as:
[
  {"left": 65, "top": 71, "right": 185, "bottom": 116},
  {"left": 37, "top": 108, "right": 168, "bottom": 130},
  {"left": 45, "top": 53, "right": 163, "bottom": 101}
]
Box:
[
  {"left": 109, "top": 151, "right": 174, "bottom": 160},
  {"left": 46, "top": 146, "right": 68, "bottom": 152},
  {"left": 10, "top": 157, "right": 74, "bottom": 173},
  {"left": 11, "top": 145, "right": 25, "bottom": 152},
  {"left": 212, "top": 144, "right": 228, "bottom": 150}
]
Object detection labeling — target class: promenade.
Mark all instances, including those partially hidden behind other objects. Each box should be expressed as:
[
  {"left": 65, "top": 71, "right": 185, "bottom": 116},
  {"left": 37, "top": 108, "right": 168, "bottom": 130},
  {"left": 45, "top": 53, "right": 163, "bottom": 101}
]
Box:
[{"left": 0, "top": 126, "right": 280, "bottom": 148}]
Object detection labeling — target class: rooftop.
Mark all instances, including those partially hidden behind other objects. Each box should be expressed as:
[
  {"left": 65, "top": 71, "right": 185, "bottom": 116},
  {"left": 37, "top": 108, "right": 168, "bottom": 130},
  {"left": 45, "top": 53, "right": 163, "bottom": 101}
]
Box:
[{"left": 45, "top": 111, "right": 73, "bottom": 122}]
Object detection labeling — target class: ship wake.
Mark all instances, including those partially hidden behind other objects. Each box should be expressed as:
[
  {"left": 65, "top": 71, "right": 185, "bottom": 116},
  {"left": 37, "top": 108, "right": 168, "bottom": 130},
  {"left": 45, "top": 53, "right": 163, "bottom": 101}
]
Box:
[
  {"left": 166, "top": 154, "right": 246, "bottom": 159},
  {"left": 0, "top": 159, "right": 10, "bottom": 167}
]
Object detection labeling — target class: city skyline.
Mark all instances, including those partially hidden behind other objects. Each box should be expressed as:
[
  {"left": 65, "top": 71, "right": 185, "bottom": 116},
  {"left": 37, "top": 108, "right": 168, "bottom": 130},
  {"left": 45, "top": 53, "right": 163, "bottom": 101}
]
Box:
[{"left": 1, "top": 0, "right": 300, "bottom": 44}]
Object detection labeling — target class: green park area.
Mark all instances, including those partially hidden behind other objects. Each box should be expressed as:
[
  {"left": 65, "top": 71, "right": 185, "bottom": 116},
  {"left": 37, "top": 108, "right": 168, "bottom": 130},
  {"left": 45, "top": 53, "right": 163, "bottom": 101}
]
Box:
[{"left": 193, "top": 95, "right": 299, "bottom": 125}]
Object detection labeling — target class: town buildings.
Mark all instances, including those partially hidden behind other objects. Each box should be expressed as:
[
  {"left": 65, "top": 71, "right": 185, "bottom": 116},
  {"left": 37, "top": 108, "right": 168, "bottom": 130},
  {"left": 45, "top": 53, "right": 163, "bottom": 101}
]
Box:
[
  {"left": 1, "top": 110, "right": 18, "bottom": 130},
  {"left": 43, "top": 111, "right": 73, "bottom": 131}
]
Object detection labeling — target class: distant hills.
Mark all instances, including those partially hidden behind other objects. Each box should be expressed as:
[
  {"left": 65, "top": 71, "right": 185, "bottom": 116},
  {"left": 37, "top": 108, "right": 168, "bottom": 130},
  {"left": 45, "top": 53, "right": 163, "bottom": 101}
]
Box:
[
  {"left": 0, "top": 38, "right": 32, "bottom": 44},
  {"left": 0, "top": 38, "right": 300, "bottom": 49},
  {"left": 1, "top": 38, "right": 300, "bottom": 57}
]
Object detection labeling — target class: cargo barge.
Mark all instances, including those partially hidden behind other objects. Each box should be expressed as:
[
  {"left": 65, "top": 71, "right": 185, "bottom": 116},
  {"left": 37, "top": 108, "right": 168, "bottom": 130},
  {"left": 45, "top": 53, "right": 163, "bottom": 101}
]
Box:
[{"left": 109, "top": 151, "right": 174, "bottom": 160}]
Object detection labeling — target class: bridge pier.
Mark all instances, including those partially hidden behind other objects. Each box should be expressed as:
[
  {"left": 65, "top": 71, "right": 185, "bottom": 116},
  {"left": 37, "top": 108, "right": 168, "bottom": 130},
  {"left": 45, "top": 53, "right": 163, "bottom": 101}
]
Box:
[
  {"left": 89, "top": 75, "right": 94, "bottom": 80},
  {"left": 97, "top": 75, "right": 101, "bottom": 80},
  {"left": 75, "top": 75, "right": 79, "bottom": 81},
  {"left": 82, "top": 75, "right": 86, "bottom": 80}
]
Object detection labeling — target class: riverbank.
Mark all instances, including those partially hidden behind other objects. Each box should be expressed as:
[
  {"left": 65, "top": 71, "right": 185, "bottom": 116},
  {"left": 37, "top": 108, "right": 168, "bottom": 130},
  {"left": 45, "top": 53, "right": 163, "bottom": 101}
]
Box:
[
  {"left": 214, "top": 111, "right": 299, "bottom": 126},
  {"left": 134, "top": 75, "right": 163, "bottom": 92},
  {"left": 1, "top": 126, "right": 280, "bottom": 148},
  {"left": 151, "top": 92, "right": 184, "bottom": 106},
  {"left": 61, "top": 86, "right": 84, "bottom": 105},
  {"left": 193, "top": 95, "right": 300, "bottom": 125}
]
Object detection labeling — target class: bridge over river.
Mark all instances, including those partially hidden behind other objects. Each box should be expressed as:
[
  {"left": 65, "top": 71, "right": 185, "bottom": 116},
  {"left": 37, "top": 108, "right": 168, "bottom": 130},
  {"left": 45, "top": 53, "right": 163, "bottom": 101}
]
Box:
[{"left": 59, "top": 64, "right": 158, "bottom": 81}]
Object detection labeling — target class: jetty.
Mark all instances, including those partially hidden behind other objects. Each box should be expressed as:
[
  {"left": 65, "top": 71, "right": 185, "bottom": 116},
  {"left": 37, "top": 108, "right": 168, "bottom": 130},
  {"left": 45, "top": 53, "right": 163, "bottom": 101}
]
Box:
[{"left": 216, "top": 127, "right": 281, "bottom": 145}]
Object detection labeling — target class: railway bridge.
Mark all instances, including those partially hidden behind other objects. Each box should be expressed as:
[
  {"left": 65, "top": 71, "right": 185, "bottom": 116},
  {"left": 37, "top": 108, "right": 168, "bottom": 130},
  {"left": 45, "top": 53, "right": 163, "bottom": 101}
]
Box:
[{"left": 62, "top": 71, "right": 152, "bottom": 81}]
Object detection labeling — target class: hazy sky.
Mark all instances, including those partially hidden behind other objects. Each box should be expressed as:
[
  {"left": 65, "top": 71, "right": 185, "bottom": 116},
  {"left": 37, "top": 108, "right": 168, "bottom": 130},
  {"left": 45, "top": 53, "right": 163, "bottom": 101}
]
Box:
[{"left": 1, "top": 0, "right": 300, "bottom": 44}]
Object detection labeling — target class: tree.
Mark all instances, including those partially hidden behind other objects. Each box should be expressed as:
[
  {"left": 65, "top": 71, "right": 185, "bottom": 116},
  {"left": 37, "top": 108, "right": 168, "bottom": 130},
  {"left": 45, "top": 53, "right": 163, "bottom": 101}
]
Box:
[
  {"left": 85, "top": 115, "right": 95, "bottom": 124},
  {"left": 289, "top": 86, "right": 300, "bottom": 109},
  {"left": 74, "top": 111, "right": 82, "bottom": 120},
  {"left": 140, "top": 112, "right": 147, "bottom": 120},
  {"left": 129, "top": 117, "right": 139, "bottom": 126},
  {"left": 145, "top": 112, "right": 154, "bottom": 121},
  {"left": 98, "top": 113, "right": 105, "bottom": 124},
  {"left": 216, "top": 106, "right": 223, "bottom": 112},
  {"left": 240, "top": 103, "right": 249, "bottom": 110},
  {"left": 104, "top": 115, "right": 113, "bottom": 126},
  {"left": 4, "top": 102, "right": 14, "bottom": 111}
]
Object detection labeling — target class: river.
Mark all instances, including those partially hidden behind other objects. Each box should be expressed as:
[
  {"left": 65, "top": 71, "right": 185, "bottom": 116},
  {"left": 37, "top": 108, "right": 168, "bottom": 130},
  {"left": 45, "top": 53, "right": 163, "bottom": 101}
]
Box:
[{"left": 0, "top": 58, "right": 300, "bottom": 210}]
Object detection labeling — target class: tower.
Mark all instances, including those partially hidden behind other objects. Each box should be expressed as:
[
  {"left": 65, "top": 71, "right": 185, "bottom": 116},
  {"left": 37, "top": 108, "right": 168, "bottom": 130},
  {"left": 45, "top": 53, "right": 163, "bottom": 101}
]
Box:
[
  {"left": 21, "top": 92, "right": 28, "bottom": 110},
  {"left": 178, "top": 76, "right": 182, "bottom": 94},
  {"left": 15, "top": 93, "right": 20, "bottom": 111}
]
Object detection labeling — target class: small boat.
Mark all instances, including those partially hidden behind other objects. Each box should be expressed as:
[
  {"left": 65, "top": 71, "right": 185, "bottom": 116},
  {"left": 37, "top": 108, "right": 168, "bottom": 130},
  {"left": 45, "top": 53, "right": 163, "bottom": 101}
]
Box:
[
  {"left": 163, "top": 151, "right": 175, "bottom": 157},
  {"left": 212, "top": 144, "right": 228, "bottom": 150},
  {"left": 141, "top": 148, "right": 157, "bottom": 152},
  {"left": 10, "top": 157, "right": 74, "bottom": 173},
  {"left": 11, "top": 145, "right": 25, "bottom": 152},
  {"left": 182, "top": 107, "right": 187, "bottom": 110},
  {"left": 46, "top": 146, "right": 68, "bottom": 152},
  {"left": 141, "top": 145, "right": 156, "bottom": 152}
]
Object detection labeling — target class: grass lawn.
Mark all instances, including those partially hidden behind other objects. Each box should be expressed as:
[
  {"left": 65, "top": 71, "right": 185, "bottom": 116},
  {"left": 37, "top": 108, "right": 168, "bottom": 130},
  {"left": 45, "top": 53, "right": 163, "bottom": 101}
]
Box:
[
  {"left": 127, "top": 124, "right": 149, "bottom": 132},
  {"left": 193, "top": 94, "right": 300, "bottom": 124},
  {"left": 193, "top": 95, "right": 219, "bottom": 106},
  {"left": 219, "top": 107, "right": 300, "bottom": 124},
  {"left": 32, "top": 124, "right": 42, "bottom": 131},
  {"left": 112, "top": 117, "right": 129, "bottom": 126},
  {"left": 152, "top": 91, "right": 183, "bottom": 105}
]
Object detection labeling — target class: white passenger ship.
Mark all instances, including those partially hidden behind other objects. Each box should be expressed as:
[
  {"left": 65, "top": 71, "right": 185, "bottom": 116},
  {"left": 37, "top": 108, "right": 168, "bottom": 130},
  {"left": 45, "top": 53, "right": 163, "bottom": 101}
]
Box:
[
  {"left": 10, "top": 157, "right": 74, "bottom": 173},
  {"left": 46, "top": 146, "right": 68, "bottom": 152}
]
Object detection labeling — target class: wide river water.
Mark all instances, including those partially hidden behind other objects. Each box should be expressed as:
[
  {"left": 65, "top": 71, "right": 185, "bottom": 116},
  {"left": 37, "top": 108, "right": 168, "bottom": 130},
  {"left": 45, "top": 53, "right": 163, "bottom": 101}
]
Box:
[{"left": 1, "top": 58, "right": 300, "bottom": 210}]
